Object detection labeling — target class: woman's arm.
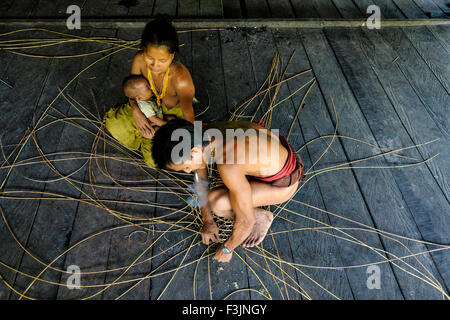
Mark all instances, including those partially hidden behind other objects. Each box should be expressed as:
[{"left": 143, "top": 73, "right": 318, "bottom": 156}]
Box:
[
  {"left": 130, "top": 52, "right": 155, "bottom": 138},
  {"left": 174, "top": 65, "right": 195, "bottom": 124}
]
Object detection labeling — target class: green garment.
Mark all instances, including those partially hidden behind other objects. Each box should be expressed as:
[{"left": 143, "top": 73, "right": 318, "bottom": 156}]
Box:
[{"left": 105, "top": 102, "right": 184, "bottom": 167}]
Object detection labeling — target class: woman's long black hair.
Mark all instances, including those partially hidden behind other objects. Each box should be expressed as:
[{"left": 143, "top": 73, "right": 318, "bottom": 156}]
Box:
[{"left": 141, "top": 15, "right": 179, "bottom": 53}]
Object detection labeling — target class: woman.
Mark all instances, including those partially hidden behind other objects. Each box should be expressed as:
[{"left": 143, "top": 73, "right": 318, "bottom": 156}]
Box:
[{"left": 105, "top": 16, "right": 195, "bottom": 167}]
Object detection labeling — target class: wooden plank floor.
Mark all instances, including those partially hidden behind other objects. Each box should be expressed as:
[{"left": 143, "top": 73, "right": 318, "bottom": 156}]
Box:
[
  {"left": 0, "top": 23, "right": 449, "bottom": 299},
  {"left": 1, "top": 0, "right": 449, "bottom": 19}
]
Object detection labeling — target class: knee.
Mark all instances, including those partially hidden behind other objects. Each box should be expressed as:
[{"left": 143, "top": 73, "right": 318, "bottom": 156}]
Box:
[
  {"left": 208, "top": 189, "right": 230, "bottom": 214},
  {"left": 278, "top": 181, "right": 299, "bottom": 203}
]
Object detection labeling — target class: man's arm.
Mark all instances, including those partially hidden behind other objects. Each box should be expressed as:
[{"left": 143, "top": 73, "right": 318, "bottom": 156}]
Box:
[
  {"left": 196, "top": 168, "right": 220, "bottom": 244},
  {"left": 218, "top": 165, "right": 255, "bottom": 253}
]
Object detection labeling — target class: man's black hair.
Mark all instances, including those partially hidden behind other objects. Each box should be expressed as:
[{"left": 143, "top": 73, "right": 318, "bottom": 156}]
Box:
[
  {"left": 151, "top": 119, "right": 197, "bottom": 168},
  {"left": 141, "top": 15, "right": 179, "bottom": 54}
]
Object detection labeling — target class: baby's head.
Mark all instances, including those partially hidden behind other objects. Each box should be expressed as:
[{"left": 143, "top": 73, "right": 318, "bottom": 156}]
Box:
[{"left": 122, "top": 75, "right": 152, "bottom": 101}]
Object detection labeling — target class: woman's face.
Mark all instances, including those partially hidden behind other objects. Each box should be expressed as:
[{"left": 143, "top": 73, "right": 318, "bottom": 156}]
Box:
[{"left": 143, "top": 44, "right": 174, "bottom": 75}]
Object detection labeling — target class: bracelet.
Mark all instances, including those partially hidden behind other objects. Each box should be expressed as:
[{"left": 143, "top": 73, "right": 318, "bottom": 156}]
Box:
[{"left": 222, "top": 245, "right": 232, "bottom": 254}]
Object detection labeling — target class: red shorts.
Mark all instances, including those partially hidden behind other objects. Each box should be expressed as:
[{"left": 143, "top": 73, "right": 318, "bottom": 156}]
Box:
[{"left": 251, "top": 134, "right": 305, "bottom": 188}]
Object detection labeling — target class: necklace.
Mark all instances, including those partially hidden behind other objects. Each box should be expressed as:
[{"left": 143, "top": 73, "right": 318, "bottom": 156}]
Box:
[{"left": 147, "top": 67, "right": 170, "bottom": 107}]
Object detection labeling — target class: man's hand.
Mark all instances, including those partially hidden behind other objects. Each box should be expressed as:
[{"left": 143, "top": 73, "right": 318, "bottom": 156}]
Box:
[
  {"left": 201, "top": 220, "right": 220, "bottom": 245},
  {"left": 131, "top": 105, "right": 155, "bottom": 138},
  {"left": 213, "top": 246, "right": 232, "bottom": 263}
]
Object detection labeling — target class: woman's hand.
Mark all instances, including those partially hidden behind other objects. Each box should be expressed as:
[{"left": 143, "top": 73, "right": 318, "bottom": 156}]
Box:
[{"left": 131, "top": 100, "right": 155, "bottom": 138}]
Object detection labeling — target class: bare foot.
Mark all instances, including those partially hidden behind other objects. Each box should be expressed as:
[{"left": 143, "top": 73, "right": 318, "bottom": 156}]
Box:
[{"left": 242, "top": 209, "right": 273, "bottom": 248}]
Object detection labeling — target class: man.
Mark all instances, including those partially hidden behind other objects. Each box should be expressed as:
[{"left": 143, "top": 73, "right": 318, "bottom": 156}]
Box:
[{"left": 151, "top": 119, "right": 304, "bottom": 263}]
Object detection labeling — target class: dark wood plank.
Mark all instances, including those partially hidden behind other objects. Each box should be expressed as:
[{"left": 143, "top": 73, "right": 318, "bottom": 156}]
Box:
[
  {"left": 9, "top": 27, "right": 117, "bottom": 300},
  {"left": 127, "top": 0, "right": 155, "bottom": 17},
  {"left": 427, "top": 25, "right": 450, "bottom": 53},
  {"left": 101, "top": 175, "right": 156, "bottom": 300},
  {"left": 332, "top": 0, "right": 364, "bottom": 19},
  {"left": 298, "top": 28, "right": 410, "bottom": 299},
  {"left": 271, "top": 27, "right": 366, "bottom": 300},
  {"left": 80, "top": 0, "right": 110, "bottom": 16},
  {"left": 152, "top": 0, "right": 177, "bottom": 16},
  {"left": 223, "top": 0, "right": 242, "bottom": 18},
  {"left": 267, "top": 0, "right": 296, "bottom": 18},
  {"left": 313, "top": 0, "right": 342, "bottom": 18},
  {"left": 3, "top": 0, "right": 37, "bottom": 17},
  {"left": 102, "top": 0, "right": 130, "bottom": 16},
  {"left": 377, "top": 27, "right": 449, "bottom": 157},
  {"left": 289, "top": 0, "right": 320, "bottom": 18},
  {"left": 55, "top": 27, "right": 137, "bottom": 300},
  {"left": 244, "top": 28, "right": 303, "bottom": 300},
  {"left": 392, "top": 0, "right": 428, "bottom": 18},
  {"left": 401, "top": 27, "right": 450, "bottom": 94},
  {"left": 352, "top": 0, "right": 405, "bottom": 19},
  {"left": 177, "top": 0, "right": 199, "bottom": 18},
  {"left": 191, "top": 30, "right": 228, "bottom": 122},
  {"left": 271, "top": 27, "right": 405, "bottom": 300},
  {"left": 33, "top": 0, "right": 86, "bottom": 17},
  {"left": 431, "top": 0, "right": 450, "bottom": 14},
  {"left": 0, "top": 27, "right": 90, "bottom": 299},
  {"left": 245, "top": 0, "right": 271, "bottom": 18},
  {"left": 360, "top": 27, "right": 450, "bottom": 289},
  {"left": 0, "top": 0, "right": 14, "bottom": 17},
  {"left": 0, "top": 27, "right": 61, "bottom": 299},
  {"left": 413, "top": 0, "right": 446, "bottom": 18},
  {"left": 200, "top": 0, "right": 223, "bottom": 17},
  {"left": 323, "top": 27, "right": 448, "bottom": 298},
  {"left": 148, "top": 172, "right": 205, "bottom": 299}
]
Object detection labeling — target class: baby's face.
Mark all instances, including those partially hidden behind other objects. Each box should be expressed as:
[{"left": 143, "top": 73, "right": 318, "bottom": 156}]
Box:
[{"left": 133, "top": 81, "right": 152, "bottom": 101}]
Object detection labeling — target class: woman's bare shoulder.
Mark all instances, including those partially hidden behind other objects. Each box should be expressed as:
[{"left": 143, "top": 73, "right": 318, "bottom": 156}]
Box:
[
  {"left": 171, "top": 61, "right": 193, "bottom": 84},
  {"left": 131, "top": 50, "right": 146, "bottom": 74}
]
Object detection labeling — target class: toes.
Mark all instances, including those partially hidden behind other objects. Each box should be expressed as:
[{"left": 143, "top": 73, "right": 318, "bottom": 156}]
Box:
[{"left": 242, "top": 237, "right": 251, "bottom": 247}]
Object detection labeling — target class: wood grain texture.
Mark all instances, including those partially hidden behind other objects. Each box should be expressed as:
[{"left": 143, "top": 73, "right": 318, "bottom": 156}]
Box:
[
  {"left": 431, "top": 0, "right": 450, "bottom": 14},
  {"left": 401, "top": 26, "right": 450, "bottom": 94},
  {"left": 191, "top": 30, "right": 228, "bottom": 121},
  {"left": 413, "top": 0, "right": 446, "bottom": 18},
  {"left": 299, "top": 28, "right": 417, "bottom": 299},
  {"left": 267, "top": 27, "right": 355, "bottom": 300},
  {"left": 127, "top": 0, "right": 155, "bottom": 17},
  {"left": 392, "top": 0, "right": 428, "bottom": 18},
  {"left": 377, "top": 27, "right": 449, "bottom": 148},
  {"left": 267, "top": 0, "right": 296, "bottom": 18},
  {"left": 177, "top": 0, "right": 199, "bottom": 18},
  {"left": 9, "top": 28, "right": 116, "bottom": 300},
  {"left": 223, "top": 0, "right": 242, "bottom": 18},
  {"left": 200, "top": 0, "right": 224, "bottom": 17},
  {"left": 352, "top": 0, "right": 406, "bottom": 19},
  {"left": 313, "top": 0, "right": 342, "bottom": 18},
  {"left": 245, "top": 0, "right": 271, "bottom": 18},
  {"left": 360, "top": 26, "right": 450, "bottom": 290},
  {"left": 332, "top": 0, "right": 364, "bottom": 19},
  {"left": 244, "top": 28, "right": 302, "bottom": 300},
  {"left": 152, "top": 0, "right": 177, "bottom": 16},
  {"left": 324, "top": 27, "right": 448, "bottom": 298}
]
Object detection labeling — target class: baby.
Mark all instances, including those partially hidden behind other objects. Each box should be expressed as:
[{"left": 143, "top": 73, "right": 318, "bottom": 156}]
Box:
[{"left": 122, "top": 75, "right": 174, "bottom": 130}]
